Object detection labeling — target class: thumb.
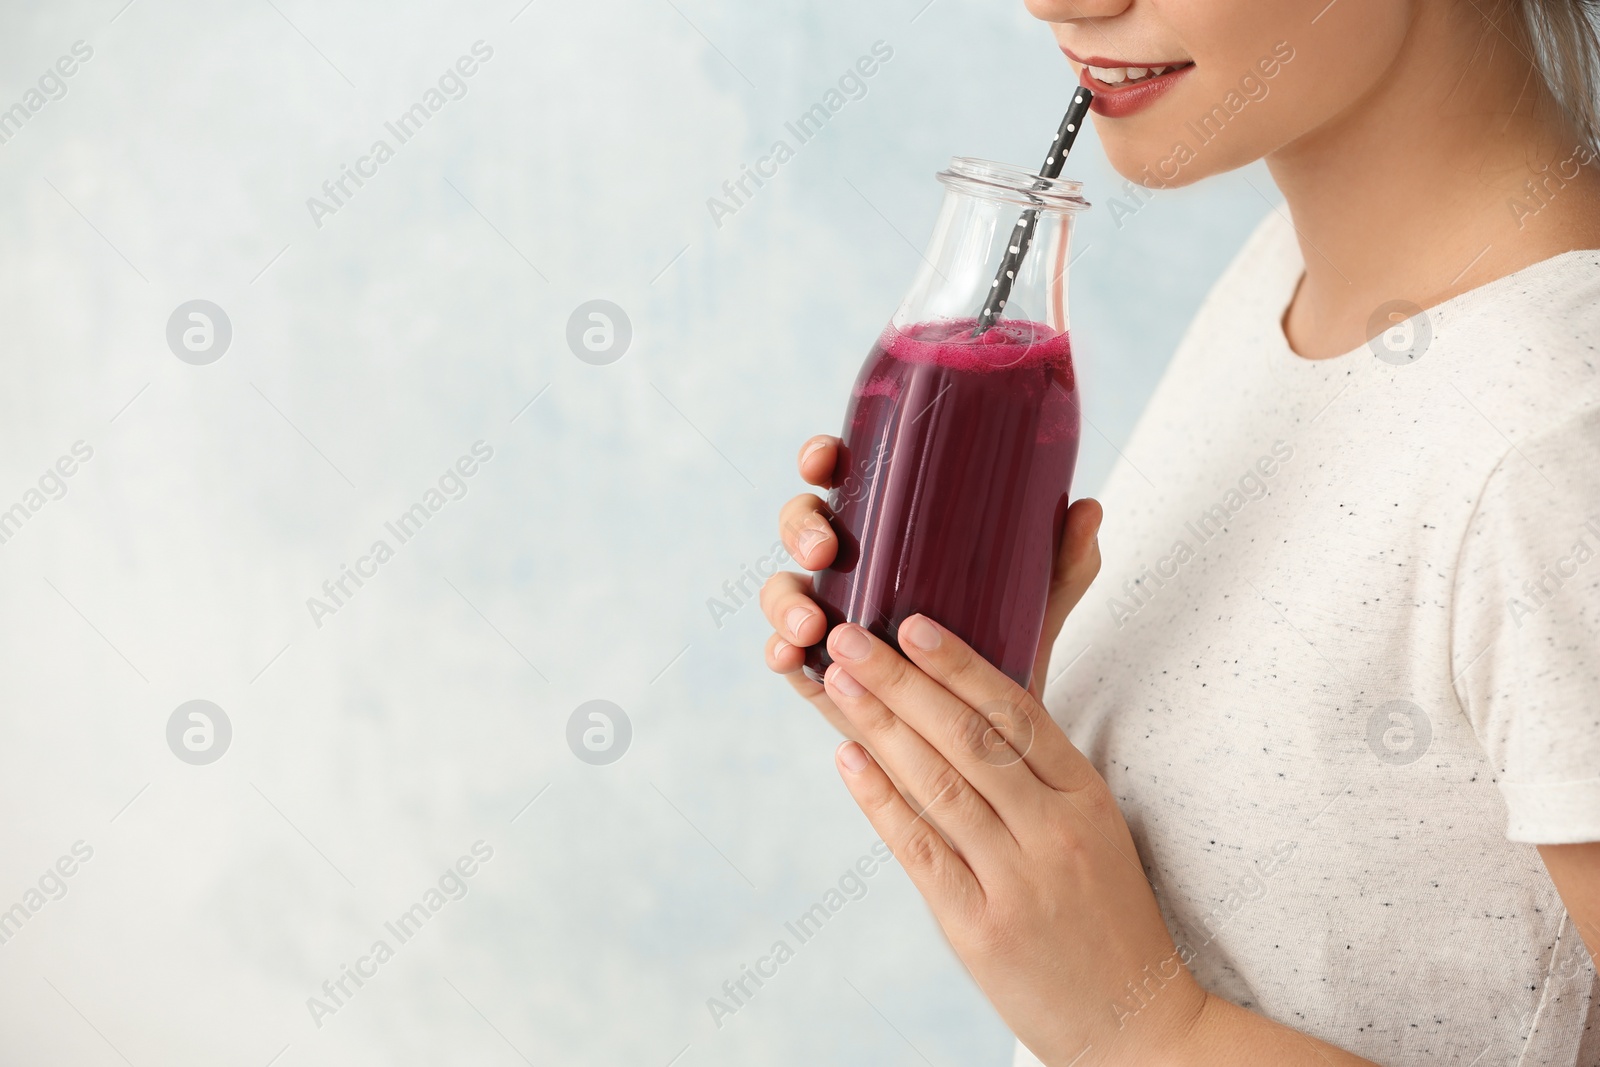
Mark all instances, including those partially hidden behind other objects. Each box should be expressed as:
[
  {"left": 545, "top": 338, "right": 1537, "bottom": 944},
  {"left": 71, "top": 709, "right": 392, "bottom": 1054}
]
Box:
[
  {"left": 1029, "top": 497, "right": 1103, "bottom": 696},
  {"left": 1047, "top": 498, "right": 1103, "bottom": 616}
]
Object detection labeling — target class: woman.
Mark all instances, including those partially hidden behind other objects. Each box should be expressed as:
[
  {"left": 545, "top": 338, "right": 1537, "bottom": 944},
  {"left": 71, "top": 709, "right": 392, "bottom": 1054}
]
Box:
[{"left": 760, "top": 0, "right": 1600, "bottom": 1063}]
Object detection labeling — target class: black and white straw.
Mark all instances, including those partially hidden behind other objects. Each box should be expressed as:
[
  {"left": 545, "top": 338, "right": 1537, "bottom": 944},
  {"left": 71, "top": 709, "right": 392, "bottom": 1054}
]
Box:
[{"left": 974, "top": 87, "right": 1094, "bottom": 333}]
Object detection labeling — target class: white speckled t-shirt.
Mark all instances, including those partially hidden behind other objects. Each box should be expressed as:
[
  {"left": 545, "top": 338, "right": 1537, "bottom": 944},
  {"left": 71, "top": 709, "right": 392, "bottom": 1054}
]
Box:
[{"left": 1017, "top": 212, "right": 1600, "bottom": 1066}]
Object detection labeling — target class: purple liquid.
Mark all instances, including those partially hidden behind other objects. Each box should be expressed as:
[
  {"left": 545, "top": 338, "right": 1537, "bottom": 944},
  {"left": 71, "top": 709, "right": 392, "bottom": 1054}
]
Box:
[{"left": 805, "top": 318, "right": 1080, "bottom": 689}]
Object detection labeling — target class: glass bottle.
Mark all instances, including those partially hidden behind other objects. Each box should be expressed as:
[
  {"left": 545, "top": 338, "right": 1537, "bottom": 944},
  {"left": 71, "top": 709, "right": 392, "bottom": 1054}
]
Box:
[{"left": 804, "top": 157, "right": 1087, "bottom": 690}]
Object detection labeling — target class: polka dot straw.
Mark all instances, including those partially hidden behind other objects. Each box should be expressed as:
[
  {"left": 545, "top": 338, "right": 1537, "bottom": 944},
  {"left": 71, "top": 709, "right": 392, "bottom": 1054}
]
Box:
[{"left": 975, "top": 87, "right": 1094, "bottom": 333}]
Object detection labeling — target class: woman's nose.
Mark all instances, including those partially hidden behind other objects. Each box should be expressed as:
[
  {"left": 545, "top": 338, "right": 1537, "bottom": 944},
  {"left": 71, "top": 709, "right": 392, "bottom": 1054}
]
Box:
[{"left": 1024, "top": 0, "right": 1132, "bottom": 24}]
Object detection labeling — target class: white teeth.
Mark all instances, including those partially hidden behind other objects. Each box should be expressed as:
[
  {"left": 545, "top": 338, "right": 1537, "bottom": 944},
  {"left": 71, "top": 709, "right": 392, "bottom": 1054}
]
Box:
[{"left": 1087, "top": 63, "right": 1180, "bottom": 85}]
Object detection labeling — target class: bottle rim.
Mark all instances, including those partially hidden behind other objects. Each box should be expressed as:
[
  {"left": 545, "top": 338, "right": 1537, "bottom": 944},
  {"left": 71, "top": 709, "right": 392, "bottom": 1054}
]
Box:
[{"left": 936, "top": 156, "right": 1089, "bottom": 212}]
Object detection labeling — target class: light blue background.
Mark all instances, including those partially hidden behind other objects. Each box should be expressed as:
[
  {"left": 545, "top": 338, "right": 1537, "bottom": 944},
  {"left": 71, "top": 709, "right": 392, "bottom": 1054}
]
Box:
[{"left": 0, "top": 1, "right": 1276, "bottom": 1063}]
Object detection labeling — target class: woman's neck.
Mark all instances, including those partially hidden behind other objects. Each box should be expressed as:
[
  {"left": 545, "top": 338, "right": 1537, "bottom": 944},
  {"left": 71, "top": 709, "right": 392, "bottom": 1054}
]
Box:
[{"left": 1269, "top": 1, "right": 1600, "bottom": 358}]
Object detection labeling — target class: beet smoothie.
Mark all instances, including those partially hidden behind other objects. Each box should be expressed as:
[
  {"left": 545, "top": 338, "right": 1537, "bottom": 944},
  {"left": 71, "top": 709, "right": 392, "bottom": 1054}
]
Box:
[{"left": 804, "top": 317, "right": 1080, "bottom": 689}]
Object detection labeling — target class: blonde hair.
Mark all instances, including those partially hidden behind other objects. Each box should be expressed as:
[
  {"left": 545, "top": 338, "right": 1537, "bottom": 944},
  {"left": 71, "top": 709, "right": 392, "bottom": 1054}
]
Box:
[{"left": 1518, "top": 0, "right": 1600, "bottom": 148}]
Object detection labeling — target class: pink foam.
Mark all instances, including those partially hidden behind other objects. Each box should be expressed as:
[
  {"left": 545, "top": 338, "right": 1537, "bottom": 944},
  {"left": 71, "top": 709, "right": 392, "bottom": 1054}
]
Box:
[{"left": 879, "top": 317, "right": 1071, "bottom": 373}]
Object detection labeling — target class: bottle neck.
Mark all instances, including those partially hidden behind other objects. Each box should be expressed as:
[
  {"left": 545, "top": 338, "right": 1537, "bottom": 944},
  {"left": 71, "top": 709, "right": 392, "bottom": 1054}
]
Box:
[{"left": 892, "top": 167, "right": 1083, "bottom": 338}]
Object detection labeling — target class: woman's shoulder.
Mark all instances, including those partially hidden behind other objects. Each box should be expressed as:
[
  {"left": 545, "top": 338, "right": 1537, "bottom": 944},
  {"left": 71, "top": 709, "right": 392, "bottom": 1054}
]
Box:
[
  {"left": 1447, "top": 246, "right": 1600, "bottom": 330},
  {"left": 1156, "top": 208, "right": 1300, "bottom": 374},
  {"left": 1434, "top": 249, "right": 1600, "bottom": 416},
  {"left": 1197, "top": 207, "right": 1301, "bottom": 314}
]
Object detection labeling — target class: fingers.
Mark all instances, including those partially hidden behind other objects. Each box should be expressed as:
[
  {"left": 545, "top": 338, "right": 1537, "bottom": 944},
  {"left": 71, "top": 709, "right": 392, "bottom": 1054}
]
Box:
[
  {"left": 893, "top": 614, "right": 1101, "bottom": 797},
  {"left": 765, "top": 630, "right": 807, "bottom": 675},
  {"left": 823, "top": 661, "right": 1013, "bottom": 864},
  {"left": 797, "top": 435, "right": 842, "bottom": 488},
  {"left": 834, "top": 740, "right": 984, "bottom": 918},
  {"left": 766, "top": 628, "right": 821, "bottom": 698},
  {"left": 768, "top": 633, "right": 867, "bottom": 742},
  {"left": 824, "top": 622, "right": 1044, "bottom": 828},
  {"left": 759, "top": 570, "right": 826, "bottom": 647},
  {"left": 778, "top": 493, "right": 837, "bottom": 571}
]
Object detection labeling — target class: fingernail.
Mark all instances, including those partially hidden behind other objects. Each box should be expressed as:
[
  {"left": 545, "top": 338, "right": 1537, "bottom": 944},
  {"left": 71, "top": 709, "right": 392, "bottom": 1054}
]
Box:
[
  {"left": 796, "top": 527, "right": 827, "bottom": 558},
  {"left": 902, "top": 615, "right": 941, "bottom": 651},
  {"left": 786, "top": 607, "right": 814, "bottom": 639},
  {"left": 830, "top": 624, "right": 871, "bottom": 661},
  {"left": 772, "top": 638, "right": 791, "bottom": 656},
  {"left": 827, "top": 664, "right": 866, "bottom": 697},
  {"left": 802, "top": 440, "right": 827, "bottom": 463},
  {"left": 837, "top": 740, "right": 869, "bottom": 773}
]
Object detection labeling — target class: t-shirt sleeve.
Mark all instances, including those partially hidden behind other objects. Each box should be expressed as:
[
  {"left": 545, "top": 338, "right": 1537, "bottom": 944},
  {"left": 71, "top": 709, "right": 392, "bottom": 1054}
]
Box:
[{"left": 1452, "top": 404, "right": 1600, "bottom": 845}]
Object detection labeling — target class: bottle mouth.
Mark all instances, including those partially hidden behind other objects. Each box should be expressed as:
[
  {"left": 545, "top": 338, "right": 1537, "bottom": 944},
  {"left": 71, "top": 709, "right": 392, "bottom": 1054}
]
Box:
[{"left": 936, "top": 156, "right": 1089, "bottom": 212}]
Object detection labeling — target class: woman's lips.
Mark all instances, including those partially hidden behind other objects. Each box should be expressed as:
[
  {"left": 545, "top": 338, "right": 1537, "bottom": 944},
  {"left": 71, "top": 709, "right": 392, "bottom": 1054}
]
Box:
[{"left": 1074, "top": 61, "right": 1195, "bottom": 119}]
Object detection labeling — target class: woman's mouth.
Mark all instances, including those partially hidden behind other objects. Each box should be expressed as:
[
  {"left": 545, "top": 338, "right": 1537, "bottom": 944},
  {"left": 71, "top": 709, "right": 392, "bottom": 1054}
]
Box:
[{"left": 1064, "top": 53, "right": 1196, "bottom": 118}]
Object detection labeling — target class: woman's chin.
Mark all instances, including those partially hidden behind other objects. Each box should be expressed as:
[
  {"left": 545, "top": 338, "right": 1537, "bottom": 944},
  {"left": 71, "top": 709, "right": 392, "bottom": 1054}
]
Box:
[
  {"left": 1098, "top": 138, "right": 1203, "bottom": 190},
  {"left": 1098, "top": 129, "right": 1265, "bottom": 190}
]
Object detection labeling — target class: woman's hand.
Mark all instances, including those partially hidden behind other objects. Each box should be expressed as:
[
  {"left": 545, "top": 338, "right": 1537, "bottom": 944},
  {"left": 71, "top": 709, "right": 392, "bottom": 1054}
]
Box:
[
  {"left": 765, "top": 436, "right": 1379, "bottom": 1065},
  {"left": 819, "top": 614, "right": 1208, "bottom": 1065},
  {"left": 760, "top": 433, "right": 1104, "bottom": 739}
]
